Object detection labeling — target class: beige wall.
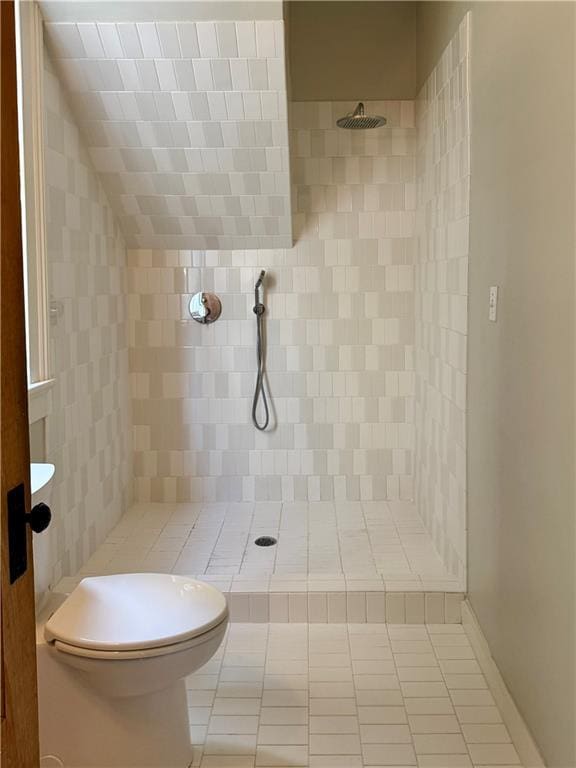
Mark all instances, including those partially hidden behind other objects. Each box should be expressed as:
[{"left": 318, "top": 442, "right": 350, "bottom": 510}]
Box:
[
  {"left": 287, "top": 1, "right": 416, "bottom": 100},
  {"left": 417, "top": 3, "right": 575, "bottom": 766}
]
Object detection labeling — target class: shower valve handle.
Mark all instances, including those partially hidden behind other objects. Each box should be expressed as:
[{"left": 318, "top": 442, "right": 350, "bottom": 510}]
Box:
[{"left": 189, "top": 292, "right": 222, "bottom": 324}]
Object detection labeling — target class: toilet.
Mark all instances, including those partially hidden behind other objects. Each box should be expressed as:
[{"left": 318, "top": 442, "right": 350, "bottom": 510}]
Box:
[{"left": 37, "top": 573, "right": 228, "bottom": 768}]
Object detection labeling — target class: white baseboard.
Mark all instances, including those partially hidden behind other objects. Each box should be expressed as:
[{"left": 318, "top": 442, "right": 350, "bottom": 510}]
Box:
[{"left": 461, "top": 600, "right": 546, "bottom": 768}]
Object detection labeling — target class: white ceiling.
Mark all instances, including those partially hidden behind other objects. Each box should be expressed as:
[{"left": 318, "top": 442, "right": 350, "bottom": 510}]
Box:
[
  {"left": 43, "top": 9, "right": 292, "bottom": 250},
  {"left": 39, "top": 2, "right": 283, "bottom": 23}
]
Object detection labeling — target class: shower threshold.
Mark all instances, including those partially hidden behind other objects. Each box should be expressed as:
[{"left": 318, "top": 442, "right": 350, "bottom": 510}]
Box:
[{"left": 56, "top": 501, "right": 465, "bottom": 623}]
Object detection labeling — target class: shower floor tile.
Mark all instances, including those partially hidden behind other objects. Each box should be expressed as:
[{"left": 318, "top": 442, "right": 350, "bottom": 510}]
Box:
[
  {"left": 183, "top": 622, "right": 523, "bottom": 768},
  {"left": 59, "top": 501, "right": 464, "bottom": 594}
]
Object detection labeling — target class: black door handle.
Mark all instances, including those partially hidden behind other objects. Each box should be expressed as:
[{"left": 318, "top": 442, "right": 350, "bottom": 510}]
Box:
[
  {"left": 26, "top": 502, "right": 51, "bottom": 533},
  {"left": 8, "top": 486, "right": 53, "bottom": 583}
]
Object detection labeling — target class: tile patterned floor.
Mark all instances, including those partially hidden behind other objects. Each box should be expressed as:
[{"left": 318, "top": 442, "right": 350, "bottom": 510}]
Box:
[
  {"left": 56, "top": 501, "right": 464, "bottom": 595},
  {"left": 184, "top": 622, "right": 522, "bottom": 767}
]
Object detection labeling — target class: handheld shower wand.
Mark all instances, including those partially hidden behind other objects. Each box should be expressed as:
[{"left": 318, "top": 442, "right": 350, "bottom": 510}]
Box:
[{"left": 252, "top": 270, "right": 270, "bottom": 430}]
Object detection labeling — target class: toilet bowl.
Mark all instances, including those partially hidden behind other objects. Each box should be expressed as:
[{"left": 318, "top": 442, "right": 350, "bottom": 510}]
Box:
[{"left": 37, "top": 573, "right": 228, "bottom": 768}]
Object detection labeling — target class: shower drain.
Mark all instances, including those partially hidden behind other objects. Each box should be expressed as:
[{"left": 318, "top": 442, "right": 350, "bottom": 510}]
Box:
[{"left": 254, "top": 536, "right": 277, "bottom": 547}]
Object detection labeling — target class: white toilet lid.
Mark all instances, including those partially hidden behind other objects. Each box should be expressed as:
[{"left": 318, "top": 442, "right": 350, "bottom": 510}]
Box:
[{"left": 44, "top": 574, "right": 228, "bottom": 651}]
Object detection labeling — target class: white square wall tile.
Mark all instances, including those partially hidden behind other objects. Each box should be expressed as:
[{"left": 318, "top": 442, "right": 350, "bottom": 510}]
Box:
[
  {"left": 228, "top": 593, "right": 250, "bottom": 622},
  {"left": 346, "top": 593, "right": 367, "bottom": 623},
  {"left": 386, "top": 593, "right": 406, "bottom": 624},
  {"left": 249, "top": 595, "right": 269, "bottom": 623},
  {"left": 425, "top": 593, "right": 445, "bottom": 623},
  {"left": 366, "top": 592, "right": 386, "bottom": 623},
  {"left": 405, "top": 593, "right": 425, "bottom": 624},
  {"left": 308, "top": 593, "right": 328, "bottom": 623},
  {"left": 288, "top": 593, "right": 308, "bottom": 622},
  {"left": 327, "top": 593, "right": 347, "bottom": 623},
  {"left": 269, "top": 593, "right": 289, "bottom": 622}
]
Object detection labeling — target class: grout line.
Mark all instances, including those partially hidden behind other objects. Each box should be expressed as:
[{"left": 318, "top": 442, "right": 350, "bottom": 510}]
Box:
[
  {"left": 385, "top": 620, "right": 413, "bottom": 761},
  {"left": 426, "top": 622, "right": 475, "bottom": 767}
]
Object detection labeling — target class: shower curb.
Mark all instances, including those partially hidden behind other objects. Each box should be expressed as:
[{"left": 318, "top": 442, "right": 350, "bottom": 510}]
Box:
[{"left": 225, "top": 590, "right": 464, "bottom": 624}]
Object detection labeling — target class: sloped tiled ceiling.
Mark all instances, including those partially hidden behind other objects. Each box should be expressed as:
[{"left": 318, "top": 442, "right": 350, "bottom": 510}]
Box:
[{"left": 43, "top": 8, "right": 292, "bottom": 250}]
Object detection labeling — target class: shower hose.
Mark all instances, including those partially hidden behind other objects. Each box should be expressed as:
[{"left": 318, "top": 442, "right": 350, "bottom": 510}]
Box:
[{"left": 252, "top": 284, "right": 270, "bottom": 431}]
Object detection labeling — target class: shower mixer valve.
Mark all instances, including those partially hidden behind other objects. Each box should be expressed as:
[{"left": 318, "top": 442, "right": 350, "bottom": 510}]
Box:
[{"left": 189, "top": 292, "right": 222, "bottom": 324}]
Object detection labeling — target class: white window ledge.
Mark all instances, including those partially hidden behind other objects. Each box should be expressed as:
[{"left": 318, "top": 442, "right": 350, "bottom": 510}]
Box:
[{"left": 28, "top": 378, "right": 55, "bottom": 423}]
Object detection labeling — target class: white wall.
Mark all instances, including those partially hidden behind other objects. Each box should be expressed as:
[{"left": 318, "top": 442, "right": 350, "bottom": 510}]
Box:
[
  {"left": 42, "top": 18, "right": 292, "bottom": 251},
  {"left": 128, "top": 100, "right": 416, "bottom": 503},
  {"left": 39, "top": 45, "right": 132, "bottom": 594},
  {"left": 414, "top": 14, "right": 470, "bottom": 584}
]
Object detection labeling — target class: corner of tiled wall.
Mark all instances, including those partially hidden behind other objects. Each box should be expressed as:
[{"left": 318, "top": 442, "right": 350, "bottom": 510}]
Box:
[{"left": 414, "top": 13, "right": 471, "bottom": 584}]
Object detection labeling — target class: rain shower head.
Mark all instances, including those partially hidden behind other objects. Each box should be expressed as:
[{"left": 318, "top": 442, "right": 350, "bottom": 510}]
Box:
[{"left": 336, "top": 102, "right": 387, "bottom": 130}]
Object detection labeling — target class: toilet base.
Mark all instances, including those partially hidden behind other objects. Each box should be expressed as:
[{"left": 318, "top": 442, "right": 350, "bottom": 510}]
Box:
[{"left": 37, "top": 642, "right": 193, "bottom": 768}]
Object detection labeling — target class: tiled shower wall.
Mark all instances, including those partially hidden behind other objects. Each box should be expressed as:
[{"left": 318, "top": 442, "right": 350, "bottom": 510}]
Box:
[
  {"left": 41, "top": 47, "right": 132, "bottom": 591},
  {"left": 43, "top": 18, "right": 292, "bottom": 251},
  {"left": 128, "top": 100, "right": 416, "bottom": 502},
  {"left": 414, "top": 14, "right": 471, "bottom": 581}
]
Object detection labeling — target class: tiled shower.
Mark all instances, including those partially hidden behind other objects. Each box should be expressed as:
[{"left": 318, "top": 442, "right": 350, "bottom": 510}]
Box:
[{"left": 39, "top": 11, "right": 470, "bottom": 599}]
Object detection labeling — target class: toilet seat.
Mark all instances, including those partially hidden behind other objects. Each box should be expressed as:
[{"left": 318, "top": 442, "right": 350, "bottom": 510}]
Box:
[
  {"left": 45, "top": 573, "right": 228, "bottom": 656},
  {"left": 51, "top": 619, "right": 227, "bottom": 661}
]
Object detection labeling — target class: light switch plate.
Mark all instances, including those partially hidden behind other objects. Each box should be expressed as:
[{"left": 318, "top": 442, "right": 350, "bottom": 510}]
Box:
[{"left": 489, "top": 286, "right": 498, "bottom": 322}]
